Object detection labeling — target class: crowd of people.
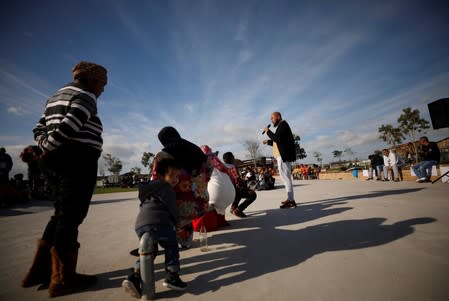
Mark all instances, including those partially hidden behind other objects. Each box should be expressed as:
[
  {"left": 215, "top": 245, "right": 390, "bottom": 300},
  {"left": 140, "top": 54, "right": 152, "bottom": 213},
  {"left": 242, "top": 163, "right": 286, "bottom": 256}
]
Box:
[
  {"left": 0, "top": 146, "right": 52, "bottom": 207},
  {"left": 1, "top": 61, "right": 441, "bottom": 299},
  {"left": 292, "top": 164, "right": 321, "bottom": 180},
  {"left": 16, "top": 72, "right": 299, "bottom": 298},
  {"left": 241, "top": 166, "right": 276, "bottom": 191},
  {"left": 0, "top": 147, "right": 25, "bottom": 207}
]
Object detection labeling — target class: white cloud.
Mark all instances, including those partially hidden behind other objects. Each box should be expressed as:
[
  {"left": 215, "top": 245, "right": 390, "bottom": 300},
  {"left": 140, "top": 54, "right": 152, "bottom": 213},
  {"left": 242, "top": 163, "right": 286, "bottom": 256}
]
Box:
[
  {"left": 7, "top": 106, "right": 28, "bottom": 116},
  {"left": 238, "top": 49, "right": 253, "bottom": 64},
  {"left": 184, "top": 103, "right": 194, "bottom": 113},
  {"left": 0, "top": 60, "right": 53, "bottom": 116},
  {"left": 3, "top": 2, "right": 449, "bottom": 171},
  {"left": 100, "top": 135, "right": 153, "bottom": 174},
  {"left": 235, "top": 21, "right": 247, "bottom": 42}
]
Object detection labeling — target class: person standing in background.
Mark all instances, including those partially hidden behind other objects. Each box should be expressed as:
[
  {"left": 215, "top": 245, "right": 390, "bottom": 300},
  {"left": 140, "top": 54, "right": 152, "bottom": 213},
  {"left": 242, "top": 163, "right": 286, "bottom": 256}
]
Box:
[{"left": 0, "top": 147, "right": 13, "bottom": 184}]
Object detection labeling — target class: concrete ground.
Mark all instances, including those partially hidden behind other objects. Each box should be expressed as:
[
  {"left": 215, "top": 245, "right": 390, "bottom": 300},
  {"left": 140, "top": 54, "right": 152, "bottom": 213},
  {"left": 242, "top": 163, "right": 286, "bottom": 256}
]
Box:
[{"left": 1, "top": 179, "right": 448, "bottom": 301}]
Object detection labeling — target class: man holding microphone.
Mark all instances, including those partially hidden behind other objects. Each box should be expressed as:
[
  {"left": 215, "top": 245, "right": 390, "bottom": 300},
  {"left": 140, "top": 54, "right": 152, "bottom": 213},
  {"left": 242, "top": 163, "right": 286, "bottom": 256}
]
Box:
[{"left": 263, "top": 112, "right": 297, "bottom": 209}]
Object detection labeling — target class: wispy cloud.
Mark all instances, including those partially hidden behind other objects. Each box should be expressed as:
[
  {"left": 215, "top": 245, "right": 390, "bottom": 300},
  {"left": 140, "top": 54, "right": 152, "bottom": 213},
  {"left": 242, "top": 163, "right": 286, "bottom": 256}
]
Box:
[
  {"left": 0, "top": 60, "right": 52, "bottom": 115},
  {"left": 2, "top": 1, "right": 449, "bottom": 175},
  {"left": 238, "top": 49, "right": 253, "bottom": 64},
  {"left": 234, "top": 20, "right": 248, "bottom": 42},
  {"left": 7, "top": 106, "right": 28, "bottom": 116},
  {"left": 184, "top": 103, "right": 194, "bottom": 113},
  {"left": 102, "top": 2, "right": 449, "bottom": 167}
]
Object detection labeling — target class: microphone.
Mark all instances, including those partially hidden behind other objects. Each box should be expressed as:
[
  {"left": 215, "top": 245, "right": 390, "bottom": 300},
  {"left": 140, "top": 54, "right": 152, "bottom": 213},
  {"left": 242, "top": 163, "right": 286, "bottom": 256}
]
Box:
[{"left": 262, "top": 124, "right": 271, "bottom": 134}]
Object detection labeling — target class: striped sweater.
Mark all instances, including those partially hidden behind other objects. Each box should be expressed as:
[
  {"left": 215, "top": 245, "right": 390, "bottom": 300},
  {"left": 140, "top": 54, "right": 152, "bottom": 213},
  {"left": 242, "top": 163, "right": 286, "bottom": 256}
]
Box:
[{"left": 33, "top": 82, "right": 103, "bottom": 153}]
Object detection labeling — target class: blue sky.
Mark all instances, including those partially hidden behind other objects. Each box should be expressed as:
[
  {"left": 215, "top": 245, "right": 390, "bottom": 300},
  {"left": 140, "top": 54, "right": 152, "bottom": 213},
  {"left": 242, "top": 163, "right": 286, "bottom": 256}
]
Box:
[{"left": 1, "top": 0, "right": 449, "bottom": 176}]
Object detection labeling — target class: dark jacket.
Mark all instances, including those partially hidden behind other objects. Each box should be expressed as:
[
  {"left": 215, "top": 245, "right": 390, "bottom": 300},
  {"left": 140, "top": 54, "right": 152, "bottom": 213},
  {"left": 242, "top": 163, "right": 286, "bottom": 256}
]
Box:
[
  {"left": 421, "top": 142, "right": 440, "bottom": 162},
  {"left": 0, "top": 152, "right": 13, "bottom": 174},
  {"left": 267, "top": 120, "right": 296, "bottom": 162},
  {"left": 135, "top": 180, "right": 178, "bottom": 230},
  {"left": 158, "top": 126, "right": 207, "bottom": 176},
  {"left": 371, "top": 155, "right": 383, "bottom": 167}
]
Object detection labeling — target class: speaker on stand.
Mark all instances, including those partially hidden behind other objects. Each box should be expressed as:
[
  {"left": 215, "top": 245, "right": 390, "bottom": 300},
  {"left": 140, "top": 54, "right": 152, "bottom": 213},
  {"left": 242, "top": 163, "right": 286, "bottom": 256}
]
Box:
[{"left": 427, "top": 98, "right": 449, "bottom": 184}]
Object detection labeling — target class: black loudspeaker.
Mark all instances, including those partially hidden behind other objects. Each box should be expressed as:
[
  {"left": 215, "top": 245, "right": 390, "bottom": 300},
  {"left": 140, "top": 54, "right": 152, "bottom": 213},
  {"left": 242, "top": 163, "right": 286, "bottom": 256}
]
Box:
[{"left": 427, "top": 98, "right": 449, "bottom": 129}]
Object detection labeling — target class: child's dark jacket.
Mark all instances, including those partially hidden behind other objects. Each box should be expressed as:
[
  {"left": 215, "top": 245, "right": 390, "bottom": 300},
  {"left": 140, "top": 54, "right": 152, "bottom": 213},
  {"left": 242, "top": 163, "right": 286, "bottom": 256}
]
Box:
[{"left": 135, "top": 180, "right": 178, "bottom": 230}]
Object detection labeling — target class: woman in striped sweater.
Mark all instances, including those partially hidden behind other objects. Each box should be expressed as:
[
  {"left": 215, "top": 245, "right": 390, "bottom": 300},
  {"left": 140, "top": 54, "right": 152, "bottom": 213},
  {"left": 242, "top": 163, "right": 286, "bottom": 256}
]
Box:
[{"left": 22, "top": 61, "right": 107, "bottom": 298}]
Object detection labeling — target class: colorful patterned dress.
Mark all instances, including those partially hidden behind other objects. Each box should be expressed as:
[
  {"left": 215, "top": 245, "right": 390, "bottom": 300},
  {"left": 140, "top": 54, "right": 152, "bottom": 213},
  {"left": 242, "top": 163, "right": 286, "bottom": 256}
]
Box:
[{"left": 152, "top": 152, "right": 212, "bottom": 246}]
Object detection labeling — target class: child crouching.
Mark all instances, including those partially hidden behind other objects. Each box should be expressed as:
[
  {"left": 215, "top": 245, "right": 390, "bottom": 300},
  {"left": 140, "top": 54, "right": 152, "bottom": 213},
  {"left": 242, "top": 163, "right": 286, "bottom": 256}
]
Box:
[{"left": 122, "top": 158, "right": 187, "bottom": 298}]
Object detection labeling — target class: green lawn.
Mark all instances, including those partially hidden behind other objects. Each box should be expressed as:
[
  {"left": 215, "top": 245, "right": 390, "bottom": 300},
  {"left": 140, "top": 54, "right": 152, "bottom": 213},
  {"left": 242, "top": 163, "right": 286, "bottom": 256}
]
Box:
[{"left": 93, "top": 186, "right": 138, "bottom": 194}]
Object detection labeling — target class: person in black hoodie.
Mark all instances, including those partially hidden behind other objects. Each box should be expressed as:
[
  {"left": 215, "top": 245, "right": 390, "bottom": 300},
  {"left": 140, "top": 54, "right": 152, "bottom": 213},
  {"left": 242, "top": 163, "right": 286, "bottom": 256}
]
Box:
[
  {"left": 123, "top": 158, "right": 187, "bottom": 298},
  {"left": 153, "top": 127, "right": 211, "bottom": 248},
  {"left": 367, "top": 152, "right": 384, "bottom": 181},
  {"left": 157, "top": 126, "right": 207, "bottom": 177},
  {"left": 263, "top": 112, "right": 297, "bottom": 209}
]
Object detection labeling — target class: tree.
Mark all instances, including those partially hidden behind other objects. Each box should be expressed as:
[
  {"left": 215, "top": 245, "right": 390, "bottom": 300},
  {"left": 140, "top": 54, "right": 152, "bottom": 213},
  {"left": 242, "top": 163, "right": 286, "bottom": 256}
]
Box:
[
  {"left": 130, "top": 167, "right": 141, "bottom": 175},
  {"left": 343, "top": 148, "right": 354, "bottom": 160},
  {"left": 103, "top": 153, "right": 123, "bottom": 176},
  {"left": 141, "top": 152, "right": 155, "bottom": 169},
  {"left": 332, "top": 150, "right": 343, "bottom": 162},
  {"left": 397, "top": 107, "right": 430, "bottom": 162},
  {"left": 294, "top": 134, "right": 307, "bottom": 160},
  {"left": 243, "top": 139, "right": 262, "bottom": 167},
  {"left": 378, "top": 124, "right": 404, "bottom": 146},
  {"left": 313, "top": 151, "right": 323, "bottom": 166}
]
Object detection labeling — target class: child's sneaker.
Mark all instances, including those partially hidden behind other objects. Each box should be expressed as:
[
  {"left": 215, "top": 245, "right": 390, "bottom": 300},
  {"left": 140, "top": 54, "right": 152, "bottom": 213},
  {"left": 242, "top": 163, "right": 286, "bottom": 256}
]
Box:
[
  {"left": 163, "top": 273, "right": 187, "bottom": 291},
  {"left": 122, "top": 272, "right": 142, "bottom": 298}
]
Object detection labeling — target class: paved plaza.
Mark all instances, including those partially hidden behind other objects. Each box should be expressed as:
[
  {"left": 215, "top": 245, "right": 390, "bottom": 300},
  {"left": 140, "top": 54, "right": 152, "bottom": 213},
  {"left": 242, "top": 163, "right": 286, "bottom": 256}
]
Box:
[{"left": 1, "top": 180, "right": 448, "bottom": 301}]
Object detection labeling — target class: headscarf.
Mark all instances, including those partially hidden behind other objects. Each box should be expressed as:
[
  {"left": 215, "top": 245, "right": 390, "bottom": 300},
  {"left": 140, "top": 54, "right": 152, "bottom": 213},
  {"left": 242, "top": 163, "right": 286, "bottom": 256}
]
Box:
[
  {"left": 201, "top": 145, "right": 226, "bottom": 173},
  {"left": 158, "top": 127, "right": 207, "bottom": 176},
  {"left": 72, "top": 61, "right": 107, "bottom": 84},
  {"left": 158, "top": 126, "right": 182, "bottom": 146}
]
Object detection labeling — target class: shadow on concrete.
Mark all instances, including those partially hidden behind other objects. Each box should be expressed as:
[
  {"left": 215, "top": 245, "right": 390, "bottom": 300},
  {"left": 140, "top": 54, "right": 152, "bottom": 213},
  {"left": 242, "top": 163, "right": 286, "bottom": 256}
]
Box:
[
  {"left": 246, "top": 198, "right": 352, "bottom": 223},
  {"left": 0, "top": 196, "right": 136, "bottom": 217},
  {"left": 90, "top": 198, "right": 136, "bottom": 206},
  {"left": 84, "top": 195, "right": 352, "bottom": 293},
  {"left": 304, "top": 188, "right": 424, "bottom": 206},
  {"left": 0, "top": 209, "right": 34, "bottom": 217},
  {"left": 272, "top": 183, "right": 308, "bottom": 189},
  {"left": 174, "top": 187, "right": 431, "bottom": 296},
  {"left": 89, "top": 263, "right": 185, "bottom": 299},
  {"left": 0, "top": 199, "right": 54, "bottom": 217},
  {"left": 92, "top": 268, "right": 132, "bottom": 292},
  {"left": 182, "top": 213, "right": 435, "bottom": 296},
  {"left": 83, "top": 187, "right": 432, "bottom": 296}
]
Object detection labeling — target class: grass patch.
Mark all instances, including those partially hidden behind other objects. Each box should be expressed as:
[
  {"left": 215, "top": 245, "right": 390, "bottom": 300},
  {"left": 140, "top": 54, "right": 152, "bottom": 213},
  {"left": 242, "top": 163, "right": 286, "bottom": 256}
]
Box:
[{"left": 94, "top": 186, "right": 138, "bottom": 194}]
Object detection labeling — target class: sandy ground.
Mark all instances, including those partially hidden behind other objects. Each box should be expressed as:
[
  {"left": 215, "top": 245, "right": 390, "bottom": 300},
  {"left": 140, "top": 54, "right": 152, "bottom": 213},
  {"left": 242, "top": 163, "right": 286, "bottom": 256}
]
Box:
[{"left": 1, "top": 179, "right": 448, "bottom": 301}]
